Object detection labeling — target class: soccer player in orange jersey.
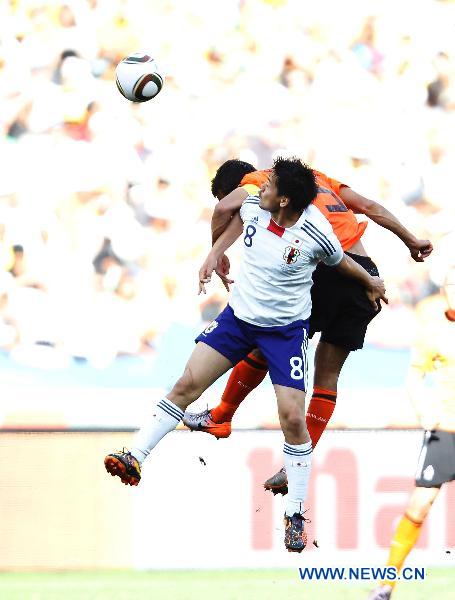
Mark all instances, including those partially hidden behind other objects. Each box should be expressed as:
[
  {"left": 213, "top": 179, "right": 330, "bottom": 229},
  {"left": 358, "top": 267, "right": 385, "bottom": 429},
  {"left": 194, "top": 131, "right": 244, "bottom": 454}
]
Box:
[
  {"left": 369, "top": 264, "right": 455, "bottom": 599},
  {"left": 183, "top": 160, "right": 433, "bottom": 494}
]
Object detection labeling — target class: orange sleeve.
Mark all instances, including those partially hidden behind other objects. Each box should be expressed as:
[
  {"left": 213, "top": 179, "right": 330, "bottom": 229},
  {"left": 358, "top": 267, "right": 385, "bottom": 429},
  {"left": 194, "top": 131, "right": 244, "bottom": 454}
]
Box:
[
  {"left": 314, "top": 170, "right": 350, "bottom": 196},
  {"left": 239, "top": 170, "right": 271, "bottom": 189}
]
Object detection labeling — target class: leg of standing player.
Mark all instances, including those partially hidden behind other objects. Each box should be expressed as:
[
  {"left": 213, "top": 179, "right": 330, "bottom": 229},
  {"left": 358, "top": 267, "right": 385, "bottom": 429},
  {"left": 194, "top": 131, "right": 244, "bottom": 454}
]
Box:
[
  {"left": 370, "top": 429, "right": 455, "bottom": 598},
  {"left": 368, "top": 485, "right": 440, "bottom": 599}
]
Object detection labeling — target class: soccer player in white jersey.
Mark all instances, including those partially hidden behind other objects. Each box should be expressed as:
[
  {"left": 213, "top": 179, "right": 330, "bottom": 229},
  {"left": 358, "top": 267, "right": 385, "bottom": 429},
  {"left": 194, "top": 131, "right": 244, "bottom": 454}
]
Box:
[{"left": 104, "top": 157, "right": 387, "bottom": 552}]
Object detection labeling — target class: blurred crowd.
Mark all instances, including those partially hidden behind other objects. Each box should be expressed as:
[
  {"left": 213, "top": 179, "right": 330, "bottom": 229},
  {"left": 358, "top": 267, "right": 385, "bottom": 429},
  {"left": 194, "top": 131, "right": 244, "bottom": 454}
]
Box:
[{"left": 0, "top": 0, "right": 454, "bottom": 369}]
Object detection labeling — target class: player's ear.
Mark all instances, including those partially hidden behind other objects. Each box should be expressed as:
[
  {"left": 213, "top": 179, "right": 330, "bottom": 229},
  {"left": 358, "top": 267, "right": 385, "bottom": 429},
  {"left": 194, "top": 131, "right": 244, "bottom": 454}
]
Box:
[{"left": 280, "top": 196, "right": 290, "bottom": 208}]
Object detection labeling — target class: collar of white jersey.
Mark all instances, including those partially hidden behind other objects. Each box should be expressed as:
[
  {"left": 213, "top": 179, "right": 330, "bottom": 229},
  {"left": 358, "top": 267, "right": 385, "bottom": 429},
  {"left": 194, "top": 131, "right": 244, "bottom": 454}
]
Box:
[{"left": 266, "top": 210, "right": 307, "bottom": 239}]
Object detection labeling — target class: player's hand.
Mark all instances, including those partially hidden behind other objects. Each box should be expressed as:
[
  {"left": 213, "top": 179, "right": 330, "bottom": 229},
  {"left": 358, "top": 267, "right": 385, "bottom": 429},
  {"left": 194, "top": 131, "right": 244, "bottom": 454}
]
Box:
[
  {"left": 408, "top": 239, "right": 433, "bottom": 262},
  {"left": 215, "top": 254, "right": 234, "bottom": 292},
  {"left": 217, "top": 254, "right": 231, "bottom": 276},
  {"left": 366, "top": 276, "right": 388, "bottom": 310},
  {"left": 198, "top": 254, "right": 218, "bottom": 294}
]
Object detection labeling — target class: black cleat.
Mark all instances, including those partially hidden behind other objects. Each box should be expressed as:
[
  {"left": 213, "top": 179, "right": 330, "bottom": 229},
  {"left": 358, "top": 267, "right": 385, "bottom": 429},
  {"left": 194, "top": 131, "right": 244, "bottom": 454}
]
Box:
[
  {"left": 368, "top": 586, "right": 392, "bottom": 600},
  {"left": 284, "top": 512, "right": 308, "bottom": 553},
  {"left": 264, "top": 466, "right": 288, "bottom": 495},
  {"left": 104, "top": 449, "right": 141, "bottom": 486}
]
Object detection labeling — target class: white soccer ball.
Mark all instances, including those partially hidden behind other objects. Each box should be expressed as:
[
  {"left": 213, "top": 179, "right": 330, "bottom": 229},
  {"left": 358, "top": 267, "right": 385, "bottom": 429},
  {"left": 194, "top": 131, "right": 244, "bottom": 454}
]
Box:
[{"left": 115, "top": 52, "right": 164, "bottom": 102}]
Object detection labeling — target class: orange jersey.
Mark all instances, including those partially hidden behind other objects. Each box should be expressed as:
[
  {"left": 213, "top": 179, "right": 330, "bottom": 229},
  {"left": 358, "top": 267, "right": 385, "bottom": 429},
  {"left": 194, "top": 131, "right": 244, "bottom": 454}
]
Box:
[
  {"left": 239, "top": 169, "right": 367, "bottom": 251},
  {"left": 239, "top": 170, "right": 271, "bottom": 195}
]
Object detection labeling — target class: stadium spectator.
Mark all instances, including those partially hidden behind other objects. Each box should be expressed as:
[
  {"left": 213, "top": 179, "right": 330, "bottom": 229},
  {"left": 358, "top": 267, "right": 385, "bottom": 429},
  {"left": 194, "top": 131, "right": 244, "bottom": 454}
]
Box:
[{"left": 0, "top": 0, "right": 452, "bottom": 372}]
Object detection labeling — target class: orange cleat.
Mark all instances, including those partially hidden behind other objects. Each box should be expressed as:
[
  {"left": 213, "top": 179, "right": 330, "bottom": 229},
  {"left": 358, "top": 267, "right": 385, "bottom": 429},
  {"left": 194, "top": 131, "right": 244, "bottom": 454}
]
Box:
[
  {"left": 182, "top": 409, "right": 231, "bottom": 439},
  {"left": 104, "top": 449, "right": 141, "bottom": 486}
]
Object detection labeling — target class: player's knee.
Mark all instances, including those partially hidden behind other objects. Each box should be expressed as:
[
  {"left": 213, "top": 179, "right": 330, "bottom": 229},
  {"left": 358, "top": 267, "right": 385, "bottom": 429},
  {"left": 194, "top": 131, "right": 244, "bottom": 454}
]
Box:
[
  {"left": 280, "top": 408, "right": 306, "bottom": 438},
  {"left": 406, "top": 504, "right": 429, "bottom": 523},
  {"left": 407, "top": 487, "right": 438, "bottom": 522}
]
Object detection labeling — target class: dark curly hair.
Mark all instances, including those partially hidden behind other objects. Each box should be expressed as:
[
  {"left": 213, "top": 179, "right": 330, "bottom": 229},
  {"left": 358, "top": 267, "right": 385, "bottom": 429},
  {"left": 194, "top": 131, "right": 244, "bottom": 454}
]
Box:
[
  {"left": 211, "top": 159, "right": 256, "bottom": 198},
  {"left": 272, "top": 157, "right": 317, "bottom": 212}
]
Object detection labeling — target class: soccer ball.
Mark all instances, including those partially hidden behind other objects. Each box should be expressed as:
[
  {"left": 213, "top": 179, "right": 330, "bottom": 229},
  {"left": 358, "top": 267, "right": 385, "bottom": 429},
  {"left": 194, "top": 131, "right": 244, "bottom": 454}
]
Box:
[{"left": 115, "top": 52, "right": 164, "bottom": 102}]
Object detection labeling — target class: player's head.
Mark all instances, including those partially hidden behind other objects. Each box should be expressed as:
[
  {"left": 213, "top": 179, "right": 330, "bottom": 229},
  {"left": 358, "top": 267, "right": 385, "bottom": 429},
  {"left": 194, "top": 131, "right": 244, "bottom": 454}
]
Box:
[
  {"left": 443, "top": 264, "right": 455, "bottom": 321},
  {"left": 259, "top": 157, "right": 317, "bottom": 214},
  {"left": 211, "top": 159, "right": 256, "bottom": 200}
]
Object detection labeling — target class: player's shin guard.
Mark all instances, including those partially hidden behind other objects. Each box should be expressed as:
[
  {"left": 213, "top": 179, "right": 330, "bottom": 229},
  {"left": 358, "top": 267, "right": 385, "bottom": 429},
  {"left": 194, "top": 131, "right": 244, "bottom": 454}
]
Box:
[
  {"left": 131, "top": 397, "right": 183, "bottom": 465},
  {"left": 210, "top": 352, "right": 268, "bottom": 424},
  {"left": 283, "top": 442, "right": 312, "bottom": 516},
  {"left": 306, "top": 386, "right": 337, "bottom": 448}
]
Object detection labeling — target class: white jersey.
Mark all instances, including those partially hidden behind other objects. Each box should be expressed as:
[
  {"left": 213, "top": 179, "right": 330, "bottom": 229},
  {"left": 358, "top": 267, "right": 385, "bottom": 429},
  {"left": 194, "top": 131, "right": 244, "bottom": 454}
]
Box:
[{"left": 229, "top": 195, "right": 343, "bottom": 326}]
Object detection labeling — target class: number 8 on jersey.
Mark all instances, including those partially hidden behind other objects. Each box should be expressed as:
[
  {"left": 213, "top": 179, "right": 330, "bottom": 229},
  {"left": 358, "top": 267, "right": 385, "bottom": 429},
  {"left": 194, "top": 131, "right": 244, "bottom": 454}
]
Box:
[{"left": 244, "top": 225, "right": 257, "bottom": 247}]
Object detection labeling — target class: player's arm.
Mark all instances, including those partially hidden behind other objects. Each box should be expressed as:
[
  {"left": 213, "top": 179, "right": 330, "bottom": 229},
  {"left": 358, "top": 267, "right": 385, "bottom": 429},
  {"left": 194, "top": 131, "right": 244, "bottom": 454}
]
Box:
[
  {"left": 199, "top": 212, "right": 243, "bottom": 295},
  {"left": 211, "top": 187, "right": 249, "bottom": 244},
  {"left": 211, "top": 187, "right": 249, "bottom": 288},
  {"left": 335, "top": 254, "right": 388, "bottom": 310},
  {"left": 339, "top": 187, "right": 433, "bottom": 262}
]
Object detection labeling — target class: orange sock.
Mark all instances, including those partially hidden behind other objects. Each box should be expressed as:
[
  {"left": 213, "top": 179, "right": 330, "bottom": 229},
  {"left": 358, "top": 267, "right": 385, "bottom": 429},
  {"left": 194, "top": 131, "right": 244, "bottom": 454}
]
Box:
[
  {"left": 383, "top": 513, "right": 423, "bottom": 588},
  {"left": 210, "top": 352, "right": 269, "bottom": 423},
  {"left": 306, "top": 386, "right": 337, "bottom": 448}
]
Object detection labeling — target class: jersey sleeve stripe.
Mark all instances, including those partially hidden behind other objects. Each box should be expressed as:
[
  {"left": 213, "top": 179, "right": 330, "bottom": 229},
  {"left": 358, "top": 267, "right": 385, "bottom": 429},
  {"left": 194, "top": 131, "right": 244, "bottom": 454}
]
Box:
[
  {"left": 243, "top": 196, "right": 260, "bottom": 206},
  {"left": 304, "top": 221, "right": 337, "bottom": 253},
  {"left": 301, "top": 224, "right": 334, "bottom": 256}
]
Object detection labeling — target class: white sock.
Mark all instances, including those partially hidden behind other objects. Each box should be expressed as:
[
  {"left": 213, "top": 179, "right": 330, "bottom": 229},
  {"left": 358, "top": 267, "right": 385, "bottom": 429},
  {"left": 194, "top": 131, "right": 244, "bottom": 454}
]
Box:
[
  {"left": 283, "top": 441, "right": 312, "bottom": 516},
  {"left": 131, "top": 398, "right": 183, "bottom": 465}
]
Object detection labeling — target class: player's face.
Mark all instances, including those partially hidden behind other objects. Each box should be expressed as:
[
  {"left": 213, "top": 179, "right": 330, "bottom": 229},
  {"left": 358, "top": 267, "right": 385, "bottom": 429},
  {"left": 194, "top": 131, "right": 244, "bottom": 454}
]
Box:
[{"left": 259, "top": 174, "right": 282, "bottom": 212}]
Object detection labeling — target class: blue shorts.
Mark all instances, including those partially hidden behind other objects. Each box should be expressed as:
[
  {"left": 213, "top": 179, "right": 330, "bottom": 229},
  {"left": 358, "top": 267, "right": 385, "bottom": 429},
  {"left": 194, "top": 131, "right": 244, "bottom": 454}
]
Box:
[{"left": 195, "top": 304, "right": 309, "bottom": 391}]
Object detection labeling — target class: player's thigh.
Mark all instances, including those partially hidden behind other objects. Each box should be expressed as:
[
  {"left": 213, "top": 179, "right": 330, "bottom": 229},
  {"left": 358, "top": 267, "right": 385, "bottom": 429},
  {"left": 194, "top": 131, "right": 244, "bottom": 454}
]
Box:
[
  {"left": 313, "top": 341, "right": 350, "bottom": 388},
  {"left": 407, "top": 486, "right": 440, "bottom": 522},
  {"left": 170, "top": 342, "right": 233, "bottom": 398},
  {"left": 195, "top": 304, "right": 254, "bottom": 366},
  {"left": 255, "top": 321, "right": 310, "bottom": 392}
]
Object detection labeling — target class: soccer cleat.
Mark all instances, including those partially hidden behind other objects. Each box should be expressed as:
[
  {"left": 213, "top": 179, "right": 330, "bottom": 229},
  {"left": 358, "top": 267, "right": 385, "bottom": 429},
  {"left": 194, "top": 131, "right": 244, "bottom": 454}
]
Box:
[
  {"left": 284, "top": 512, "right": 308, "bottom": 553},
  {"left": 367, "top": 586, "right": 392, "bottom": 599},
  {"left": 264, "top": 466, "right": 288, "bottom": 495},
  {"left": 182, "top": 409, "right": 231, "bottom": 439},
  {"left": 104, "top": 449, "right": 141, "bottom": 486}
]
